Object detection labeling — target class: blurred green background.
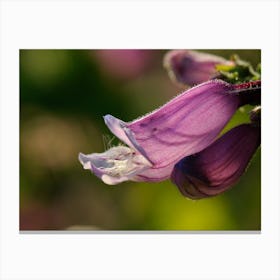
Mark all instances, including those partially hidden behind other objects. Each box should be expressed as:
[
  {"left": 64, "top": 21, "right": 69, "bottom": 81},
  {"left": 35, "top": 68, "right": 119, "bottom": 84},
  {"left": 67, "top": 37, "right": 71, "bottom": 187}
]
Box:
[{"left": 20, "top": 49, "right": 261, "bottom": 230}]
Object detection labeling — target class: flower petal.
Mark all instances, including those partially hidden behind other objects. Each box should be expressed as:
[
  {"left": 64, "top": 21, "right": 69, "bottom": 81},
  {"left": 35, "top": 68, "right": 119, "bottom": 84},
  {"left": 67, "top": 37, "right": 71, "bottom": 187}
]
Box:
[{"left": 171, "top": 124, "right": 261, "bottom": 199}]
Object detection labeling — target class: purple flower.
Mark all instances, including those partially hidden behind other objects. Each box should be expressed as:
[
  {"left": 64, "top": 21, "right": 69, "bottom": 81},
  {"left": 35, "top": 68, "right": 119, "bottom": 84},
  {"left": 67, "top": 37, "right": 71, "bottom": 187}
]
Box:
[
  {"left": 171, "top": 123, "right": 260, "bottom": 199},
  {"left": 79, "top": 79, "right": 241, "bottom": 184},
  {"left": 92, "top": 50, "right": 152, "bottom": 80},
  {"left": 164, "top": 50, "right": 233, "bottom": 87}
]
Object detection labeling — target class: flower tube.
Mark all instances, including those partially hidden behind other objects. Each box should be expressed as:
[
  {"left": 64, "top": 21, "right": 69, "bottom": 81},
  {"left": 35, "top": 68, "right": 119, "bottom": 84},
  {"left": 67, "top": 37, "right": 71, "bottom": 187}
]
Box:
[{"left": 79, "top": 79, "right": 242, "bottom": 184}]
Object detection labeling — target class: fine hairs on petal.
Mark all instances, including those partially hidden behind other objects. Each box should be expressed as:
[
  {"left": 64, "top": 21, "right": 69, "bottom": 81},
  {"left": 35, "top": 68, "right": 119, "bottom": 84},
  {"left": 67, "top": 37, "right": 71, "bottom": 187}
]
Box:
[
  {"left": 103, "top": 114, "right": 153, "bottom": 164},
  {"left": 102, "top": 134, "right": 116, "bottom": 150},
  {"left": 128, "top": 79, "right": 234, "bottom": 125},
  {"left": 102, "top": 134, "right": 126, "bottom": 151}
]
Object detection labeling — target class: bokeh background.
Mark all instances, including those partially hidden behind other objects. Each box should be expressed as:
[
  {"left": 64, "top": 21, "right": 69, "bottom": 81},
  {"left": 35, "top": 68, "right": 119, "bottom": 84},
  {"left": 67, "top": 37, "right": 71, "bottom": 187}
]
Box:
[{"left": 20, "top": 49, "right": 261, "bottom": 230}]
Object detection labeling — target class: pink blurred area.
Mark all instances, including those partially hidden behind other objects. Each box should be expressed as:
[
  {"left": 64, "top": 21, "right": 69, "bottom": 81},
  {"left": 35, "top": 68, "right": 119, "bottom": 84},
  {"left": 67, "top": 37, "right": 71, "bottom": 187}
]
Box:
[
  {"left": 20, "top": 201, "right": 60, "bottom": 230},
  {"left": 93, "top": 50, "right": 153, "bottom": 80}
]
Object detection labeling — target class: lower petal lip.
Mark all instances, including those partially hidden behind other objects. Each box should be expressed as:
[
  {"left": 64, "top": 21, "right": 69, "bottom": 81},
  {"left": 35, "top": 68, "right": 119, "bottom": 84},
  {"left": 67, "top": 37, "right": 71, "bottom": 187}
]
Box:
[
  {"left": 78, "top": 144, "right": 153, "bottom": 185},
  {"left": 101, "top": 174, "right": 130, "bottom": 185},
  {"left": 78, "top": 152, "right": 104, "bottom": 178}
]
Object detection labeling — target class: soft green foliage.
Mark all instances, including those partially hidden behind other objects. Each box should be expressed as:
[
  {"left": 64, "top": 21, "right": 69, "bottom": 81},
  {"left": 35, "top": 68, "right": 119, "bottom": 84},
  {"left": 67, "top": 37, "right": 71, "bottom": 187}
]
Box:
[{"left": 216, "top": 54, "right": 261, "bottom": 83}]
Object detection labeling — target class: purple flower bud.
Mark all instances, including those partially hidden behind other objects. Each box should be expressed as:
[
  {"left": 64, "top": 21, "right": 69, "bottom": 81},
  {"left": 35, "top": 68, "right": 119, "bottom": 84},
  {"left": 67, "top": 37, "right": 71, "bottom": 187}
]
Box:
[
  {"left": 79, "top": 79, "right": 241, "bottom": 184},
  {"left": 164, "top": 50, "right": 233, "bottom": 87},
  {"left": 171, "top": 124, "right": 261, "bottom": 199}
]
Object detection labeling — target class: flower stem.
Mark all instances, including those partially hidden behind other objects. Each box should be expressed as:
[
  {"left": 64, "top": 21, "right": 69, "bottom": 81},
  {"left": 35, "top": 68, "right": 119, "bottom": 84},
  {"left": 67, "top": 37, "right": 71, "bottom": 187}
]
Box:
[{"left": 234, "top": 80, "right": 261, "bottom": 106}]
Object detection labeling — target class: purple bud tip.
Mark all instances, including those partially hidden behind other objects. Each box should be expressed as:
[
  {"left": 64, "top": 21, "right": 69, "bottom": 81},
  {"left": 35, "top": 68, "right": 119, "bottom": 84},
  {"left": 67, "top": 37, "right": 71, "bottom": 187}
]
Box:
[{"left": 163, "top": 50, "right": 232, "bottom": 87}]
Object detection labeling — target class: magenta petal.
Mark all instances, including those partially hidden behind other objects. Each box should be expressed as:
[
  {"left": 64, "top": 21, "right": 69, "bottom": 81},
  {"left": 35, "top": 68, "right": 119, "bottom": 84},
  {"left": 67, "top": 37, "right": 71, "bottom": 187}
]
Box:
[
  {"left": 104, "top": 80, "right": 240, "bottom": 181},
  {"left": 171, "top": 124, "right": 261, "bottom": 199},
  {"left": 164, "top": 50, "right": 232, "bottom": 87}
]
